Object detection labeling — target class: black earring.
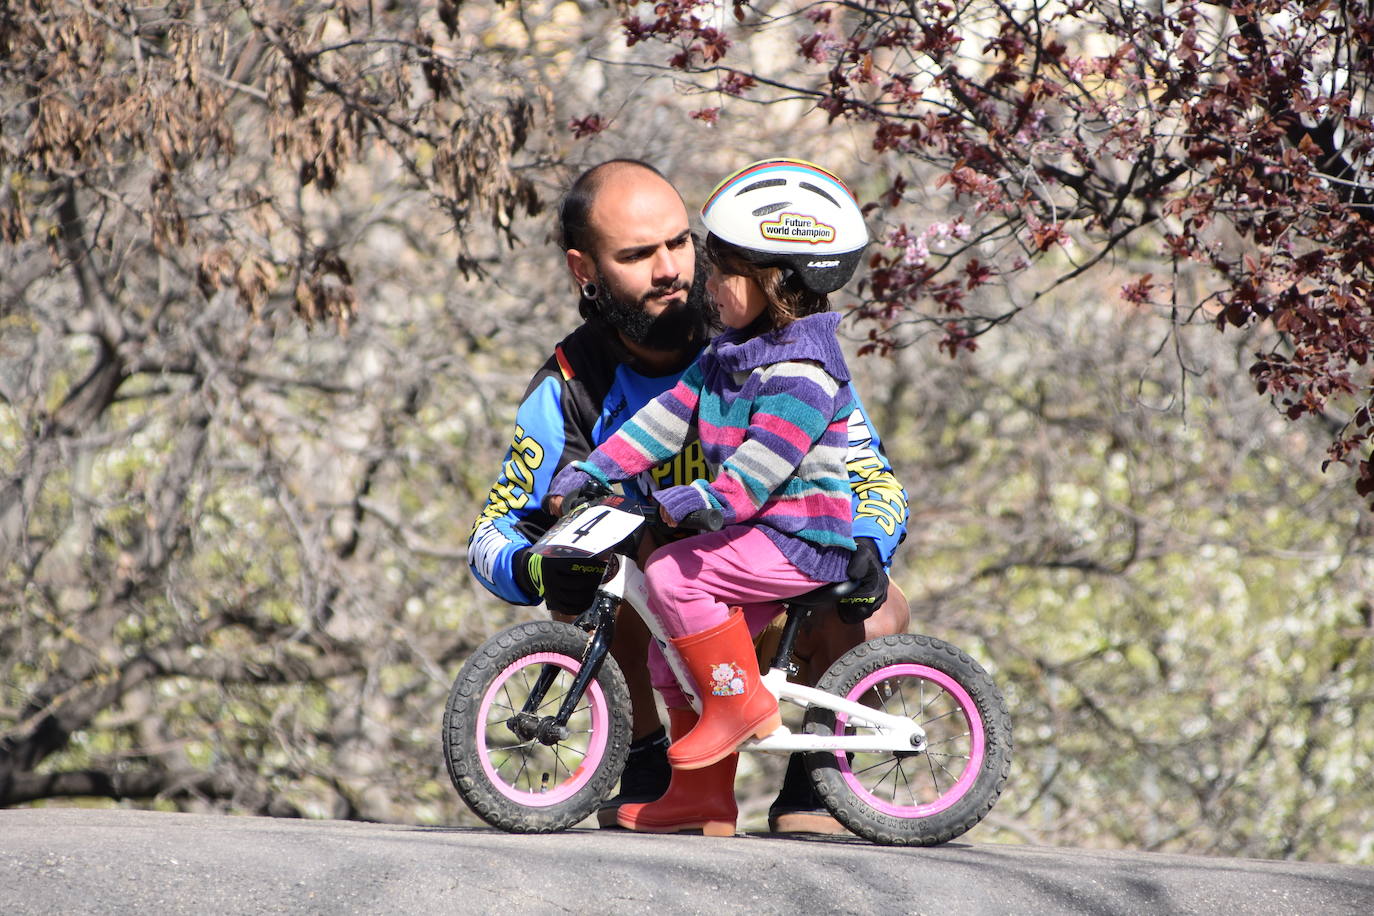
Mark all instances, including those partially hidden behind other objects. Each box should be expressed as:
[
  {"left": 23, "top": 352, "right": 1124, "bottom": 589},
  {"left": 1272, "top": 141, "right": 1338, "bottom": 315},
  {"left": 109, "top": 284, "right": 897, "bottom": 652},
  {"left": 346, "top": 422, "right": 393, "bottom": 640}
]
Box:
[{"left": 581, "top": 282, "right": 599, "bottom": 300}]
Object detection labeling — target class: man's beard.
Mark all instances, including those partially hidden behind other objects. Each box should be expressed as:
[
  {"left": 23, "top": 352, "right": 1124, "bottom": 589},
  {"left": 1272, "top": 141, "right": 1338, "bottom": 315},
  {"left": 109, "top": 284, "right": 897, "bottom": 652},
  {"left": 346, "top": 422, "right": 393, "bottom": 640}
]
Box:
[{"left": 590, "top": 256, "right": 717, "bottom": 352}]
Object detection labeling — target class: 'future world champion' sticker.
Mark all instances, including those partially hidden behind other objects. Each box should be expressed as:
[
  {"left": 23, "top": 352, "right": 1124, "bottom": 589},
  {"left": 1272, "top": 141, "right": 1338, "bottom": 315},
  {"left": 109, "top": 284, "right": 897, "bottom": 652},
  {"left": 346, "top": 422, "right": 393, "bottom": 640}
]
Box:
[{"left": 761, "top": 212, "right": 835, "bottom": 244}]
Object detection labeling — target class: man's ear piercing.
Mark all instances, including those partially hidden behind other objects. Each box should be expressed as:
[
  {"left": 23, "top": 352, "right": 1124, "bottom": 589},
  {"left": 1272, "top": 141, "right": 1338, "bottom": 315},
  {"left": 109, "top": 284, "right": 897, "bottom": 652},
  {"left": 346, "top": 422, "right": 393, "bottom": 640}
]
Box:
[{"left": 581, "top": 282, "right": 599, "bottom": 300}]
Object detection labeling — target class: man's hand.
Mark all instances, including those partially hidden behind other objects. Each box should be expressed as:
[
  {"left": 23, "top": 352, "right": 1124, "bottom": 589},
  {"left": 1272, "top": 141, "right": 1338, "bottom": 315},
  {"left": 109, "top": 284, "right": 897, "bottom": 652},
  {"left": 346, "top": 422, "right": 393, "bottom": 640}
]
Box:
[
  {"left": 514, "top": 548, "right": 608, "bottom": 614},
  {"left": 836, "top": 537, "right": 889, "bottom": 624},
  {"left": 548, "top": 479, "right": 612, "bottom": 518}
]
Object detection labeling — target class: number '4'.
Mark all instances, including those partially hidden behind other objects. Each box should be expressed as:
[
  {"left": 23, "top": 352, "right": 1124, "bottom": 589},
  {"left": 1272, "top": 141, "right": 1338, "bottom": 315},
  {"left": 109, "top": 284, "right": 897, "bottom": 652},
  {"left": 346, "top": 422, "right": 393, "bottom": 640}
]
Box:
[{"left": 569, "top": 509, "right": 608, "bottom": 543}]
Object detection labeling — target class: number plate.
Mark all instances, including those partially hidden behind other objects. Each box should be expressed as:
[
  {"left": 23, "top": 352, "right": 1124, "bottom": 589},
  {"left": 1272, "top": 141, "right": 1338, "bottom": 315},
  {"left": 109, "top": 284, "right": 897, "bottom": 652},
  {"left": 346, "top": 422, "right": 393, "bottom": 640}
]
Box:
[{"left": 532, "top": 499, "right": 645, "bottom": 557}]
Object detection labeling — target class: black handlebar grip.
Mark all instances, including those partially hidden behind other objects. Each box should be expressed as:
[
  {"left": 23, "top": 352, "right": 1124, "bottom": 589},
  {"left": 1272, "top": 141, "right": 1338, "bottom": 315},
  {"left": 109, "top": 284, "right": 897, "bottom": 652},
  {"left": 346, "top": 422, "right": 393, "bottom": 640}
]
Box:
[
  {"left": 578, "top": 479, "right": 612, "bottom": 501},
  {"left": 679, "top": 507, "right": 724, "bottom": 532},
  {"left": 564, "top": 479, "right": 613, "bottom": 514}
]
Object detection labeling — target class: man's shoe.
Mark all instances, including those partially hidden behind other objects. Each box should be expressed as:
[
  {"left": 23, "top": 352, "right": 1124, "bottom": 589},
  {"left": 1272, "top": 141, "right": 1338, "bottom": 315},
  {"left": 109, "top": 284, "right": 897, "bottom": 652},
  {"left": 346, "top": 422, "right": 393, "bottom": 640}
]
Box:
[
  {"left": 596, "top": 726, "right": 670, "bottom": 827},
  {"left": 767, "top": 806, "right": 848, "bottom": 835},
  {"left": 767, "top": 753, "right": 848, "bottom": 835}
]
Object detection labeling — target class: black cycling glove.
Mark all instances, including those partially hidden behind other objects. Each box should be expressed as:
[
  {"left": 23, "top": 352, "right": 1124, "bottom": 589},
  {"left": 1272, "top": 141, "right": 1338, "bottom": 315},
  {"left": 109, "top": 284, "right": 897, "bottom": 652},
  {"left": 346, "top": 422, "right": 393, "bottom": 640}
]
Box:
[
  {"left": 514, "top": 548, "right": 608, "bottom": 614},
  {"left": 836, "top": 537, "right": 889, "bottom": 624}
]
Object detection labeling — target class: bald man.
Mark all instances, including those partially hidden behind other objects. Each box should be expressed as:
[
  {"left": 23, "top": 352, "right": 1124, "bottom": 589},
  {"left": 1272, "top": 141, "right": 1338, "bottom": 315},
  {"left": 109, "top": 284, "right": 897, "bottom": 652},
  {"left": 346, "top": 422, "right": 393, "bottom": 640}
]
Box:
[{"left": 467, "top": 160, "right": 910, "bottom": 834}]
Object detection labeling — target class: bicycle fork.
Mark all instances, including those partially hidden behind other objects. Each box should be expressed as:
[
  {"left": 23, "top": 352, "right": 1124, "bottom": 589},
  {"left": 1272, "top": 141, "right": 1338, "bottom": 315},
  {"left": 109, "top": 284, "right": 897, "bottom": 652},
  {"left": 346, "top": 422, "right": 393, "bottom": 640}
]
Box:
[{"left": 507, "top": 592, "right": 619, "bottom": 746}]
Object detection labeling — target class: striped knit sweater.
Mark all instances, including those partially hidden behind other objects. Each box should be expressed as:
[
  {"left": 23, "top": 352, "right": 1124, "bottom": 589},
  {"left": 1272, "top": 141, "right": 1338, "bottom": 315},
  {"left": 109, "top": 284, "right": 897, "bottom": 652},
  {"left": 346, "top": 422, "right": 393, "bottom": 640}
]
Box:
[{"left": 549, "top": 312, "right": 856, "bottom": 582}]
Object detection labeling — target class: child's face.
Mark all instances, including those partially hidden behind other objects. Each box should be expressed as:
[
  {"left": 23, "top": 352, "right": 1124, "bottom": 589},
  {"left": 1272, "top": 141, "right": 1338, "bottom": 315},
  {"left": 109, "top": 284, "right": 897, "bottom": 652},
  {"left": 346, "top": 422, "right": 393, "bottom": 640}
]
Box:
[{"left": 708, "top": 268, "right": 767, "bottom": 329}]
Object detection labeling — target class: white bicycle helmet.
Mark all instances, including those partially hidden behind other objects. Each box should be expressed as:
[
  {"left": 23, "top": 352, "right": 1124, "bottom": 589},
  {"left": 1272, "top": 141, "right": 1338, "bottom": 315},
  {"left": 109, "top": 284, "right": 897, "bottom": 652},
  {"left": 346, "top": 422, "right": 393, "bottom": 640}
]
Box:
[{"left": 700, "top": 158, "right": 869, "bottom": 294}]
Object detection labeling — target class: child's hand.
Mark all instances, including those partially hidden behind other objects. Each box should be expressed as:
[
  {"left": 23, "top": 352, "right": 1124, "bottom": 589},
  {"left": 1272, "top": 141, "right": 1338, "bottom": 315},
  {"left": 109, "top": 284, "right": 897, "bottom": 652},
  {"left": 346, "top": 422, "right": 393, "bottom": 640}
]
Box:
[{"left": 658, "top": 503, "right": 677, "bottom": 527}]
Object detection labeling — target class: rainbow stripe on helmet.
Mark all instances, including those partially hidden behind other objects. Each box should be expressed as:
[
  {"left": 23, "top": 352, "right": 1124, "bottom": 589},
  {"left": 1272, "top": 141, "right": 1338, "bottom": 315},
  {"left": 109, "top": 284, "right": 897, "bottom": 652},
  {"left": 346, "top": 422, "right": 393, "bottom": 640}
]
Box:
[{"left": 701, "top": 158, "right": 859, "bottom": 219}]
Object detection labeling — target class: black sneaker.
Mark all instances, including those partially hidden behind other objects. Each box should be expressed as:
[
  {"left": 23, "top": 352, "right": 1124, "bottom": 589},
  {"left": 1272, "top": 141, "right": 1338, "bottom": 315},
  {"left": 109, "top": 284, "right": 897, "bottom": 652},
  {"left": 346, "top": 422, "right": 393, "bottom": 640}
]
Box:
[
  {"left": 597, "top": 727, "right": 670, "bottom": 827},
  {"left": 767, "top": 753, "right": 847, "bottom": 835}
]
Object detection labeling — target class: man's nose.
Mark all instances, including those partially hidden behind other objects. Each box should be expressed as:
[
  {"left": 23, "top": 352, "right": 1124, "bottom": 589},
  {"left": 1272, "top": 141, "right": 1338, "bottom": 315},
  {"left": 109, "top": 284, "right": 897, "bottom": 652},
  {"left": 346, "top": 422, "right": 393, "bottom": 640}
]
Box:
[{"left": 652, "top": 245, "right": 678, "bottom": 282}]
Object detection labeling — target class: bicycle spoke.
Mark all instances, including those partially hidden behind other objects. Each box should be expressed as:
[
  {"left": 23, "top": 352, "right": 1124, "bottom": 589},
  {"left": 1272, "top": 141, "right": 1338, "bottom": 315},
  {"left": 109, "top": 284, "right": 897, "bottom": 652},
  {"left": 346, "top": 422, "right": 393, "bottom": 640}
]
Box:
[
  {"left": 489, "top": 697, "right": 519, "bottom": 719},
  {"left": 851, "top": 755, "right": 898, "bottom": 778},
  {"left": 920, "top": 706, "right": 963, "bottom": 727},
  {"left": 511, "top": 753, "right": 534, "bottom": 791},
  {"left": 854, "top": 755, "right": 906, "bottom": 803},
  {"left": 924, "top": 739, "right": 945, "bottom": 794},
  {"left": 863, "top": 756, "right": 901, "bottom": 797},
  {"left": 917, "top": 687, "right": 944, "bottom": 729},
  {"left": 448, "top": 623, "right": 634, "bottom": 833},
  {"left": 487, "top": 736, "right": 538, "bottom": 753},
  {"left": 797, "top": 636, "right": 1009, "bottom": 843},
  {"left": 895, "top": 754, "right": 919, "bottom": 805},
  {"left": 839, "top": 671, "right": 980, "bottom": 807},
  {"left": 532, "top": 682, "right": 562, "bottom": 716},
  {"left": 930, "top": 754, "right": 966, "bottom": 785},
  {"left": 514, "top": 667, "right": 540, "bottom": 717},
  {"left": 485, "top": 684, "right": 518, "bottom": 725},
  {"left": 486, "top": 660, "right": 601, "bottom": 794},
  {"left": 895, "top": 681, "right": 914, "bottom": 721}
]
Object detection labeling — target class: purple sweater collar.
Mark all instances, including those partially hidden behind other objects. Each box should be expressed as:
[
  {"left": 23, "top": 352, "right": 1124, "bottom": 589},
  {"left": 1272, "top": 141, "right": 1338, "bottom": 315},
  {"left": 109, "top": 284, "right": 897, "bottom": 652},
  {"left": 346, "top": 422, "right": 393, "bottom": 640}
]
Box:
[{"left": 710, "top": 312, "right": 850, "bottom": 381}]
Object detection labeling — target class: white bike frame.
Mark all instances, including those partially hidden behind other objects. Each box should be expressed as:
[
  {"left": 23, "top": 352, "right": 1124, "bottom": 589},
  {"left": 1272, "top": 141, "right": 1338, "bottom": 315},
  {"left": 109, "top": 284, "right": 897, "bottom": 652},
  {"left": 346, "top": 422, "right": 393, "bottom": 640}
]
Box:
[{"left": 601, "top": 555, "right": 928, "bottom": 755}]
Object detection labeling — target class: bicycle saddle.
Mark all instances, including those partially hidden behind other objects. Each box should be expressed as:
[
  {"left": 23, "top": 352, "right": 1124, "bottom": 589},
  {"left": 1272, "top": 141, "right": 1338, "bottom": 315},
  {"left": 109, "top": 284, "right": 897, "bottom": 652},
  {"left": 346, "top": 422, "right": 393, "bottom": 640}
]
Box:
[{"left": 786, "top": 578, "right": 861, "bottom": 609}]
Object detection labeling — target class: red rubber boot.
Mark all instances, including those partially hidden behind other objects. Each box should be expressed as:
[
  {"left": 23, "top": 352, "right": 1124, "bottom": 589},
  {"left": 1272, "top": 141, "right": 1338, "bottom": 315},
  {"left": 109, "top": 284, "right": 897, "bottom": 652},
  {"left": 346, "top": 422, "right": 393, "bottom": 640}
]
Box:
[
  {"left": 616, "top": 707, "right": 738, "bottom": 836},
  {"left": 667, "top": 608, "right": 781, "bottom": 770}
]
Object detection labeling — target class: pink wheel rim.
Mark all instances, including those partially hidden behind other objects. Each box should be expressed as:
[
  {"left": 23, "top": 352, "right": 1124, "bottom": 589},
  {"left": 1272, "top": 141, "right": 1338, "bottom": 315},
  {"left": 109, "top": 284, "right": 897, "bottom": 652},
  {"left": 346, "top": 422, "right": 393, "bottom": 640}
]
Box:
[
  {"left": 476, "top": 651, "right": 609, "bottom": 806},
  {"left": 835, "top": 663, "right": 985, "bottom": 817}
]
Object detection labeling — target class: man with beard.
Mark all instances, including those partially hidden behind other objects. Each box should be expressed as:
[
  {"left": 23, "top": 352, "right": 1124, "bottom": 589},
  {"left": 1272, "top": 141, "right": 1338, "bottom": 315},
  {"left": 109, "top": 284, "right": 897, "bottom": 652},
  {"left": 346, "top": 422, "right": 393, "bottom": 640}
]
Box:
[{"left": 467, "top": 159, "right": 910, "bottom": 834}]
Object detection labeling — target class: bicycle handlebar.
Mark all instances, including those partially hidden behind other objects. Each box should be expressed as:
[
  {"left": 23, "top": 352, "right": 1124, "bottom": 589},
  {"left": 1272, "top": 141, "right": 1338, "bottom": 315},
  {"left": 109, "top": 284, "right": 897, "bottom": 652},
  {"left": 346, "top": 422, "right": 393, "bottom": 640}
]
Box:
[
  {"left": 568, "top": 485, "right": 723, "bottom": 535},
  {"left": 677, "top": 506, "right": 724, "bottom": 532}
]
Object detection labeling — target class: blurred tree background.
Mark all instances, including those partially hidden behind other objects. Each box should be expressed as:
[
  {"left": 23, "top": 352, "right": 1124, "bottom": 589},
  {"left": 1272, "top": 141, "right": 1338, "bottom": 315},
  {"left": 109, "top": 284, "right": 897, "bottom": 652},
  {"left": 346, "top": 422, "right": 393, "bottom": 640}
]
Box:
[{"left": 1, "top": 1, "right": 1370, "bottom": 864}]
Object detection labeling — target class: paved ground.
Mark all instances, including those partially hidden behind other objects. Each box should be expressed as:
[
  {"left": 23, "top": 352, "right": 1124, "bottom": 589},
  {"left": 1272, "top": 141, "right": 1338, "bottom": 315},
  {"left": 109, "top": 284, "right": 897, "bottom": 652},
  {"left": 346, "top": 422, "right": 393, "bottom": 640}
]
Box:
[{"left": 2, "top": 808, "right": 1372, "bottom": 914}]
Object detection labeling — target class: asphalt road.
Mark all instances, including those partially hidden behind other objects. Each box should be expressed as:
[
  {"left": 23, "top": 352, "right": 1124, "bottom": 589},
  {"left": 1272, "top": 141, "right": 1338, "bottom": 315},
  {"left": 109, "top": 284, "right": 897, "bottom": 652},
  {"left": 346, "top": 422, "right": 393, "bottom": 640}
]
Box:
[{"left": 2, "top": 808, "right": 1371, "bottom": 915}]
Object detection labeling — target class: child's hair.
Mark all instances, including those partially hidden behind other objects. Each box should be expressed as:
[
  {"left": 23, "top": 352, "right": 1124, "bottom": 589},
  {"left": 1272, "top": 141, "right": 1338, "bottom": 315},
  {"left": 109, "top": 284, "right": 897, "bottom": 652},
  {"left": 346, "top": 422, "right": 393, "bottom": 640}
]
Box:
[{"left": 705, "top": 233, "right": 828, "bottom": 333}]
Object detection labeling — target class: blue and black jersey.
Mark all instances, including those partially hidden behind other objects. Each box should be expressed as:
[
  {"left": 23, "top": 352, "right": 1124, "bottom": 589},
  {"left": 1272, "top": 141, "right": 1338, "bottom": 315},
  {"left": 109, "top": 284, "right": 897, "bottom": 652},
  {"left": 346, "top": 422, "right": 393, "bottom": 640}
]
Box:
[{"left": 468, "top": 320, "right": 909, "bottom": 605}]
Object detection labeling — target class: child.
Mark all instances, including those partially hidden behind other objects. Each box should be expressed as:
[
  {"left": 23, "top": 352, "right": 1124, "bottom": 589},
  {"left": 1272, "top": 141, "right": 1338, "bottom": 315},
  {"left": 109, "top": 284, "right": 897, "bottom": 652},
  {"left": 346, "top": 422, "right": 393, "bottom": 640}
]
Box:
[{"left": 547, "top": 158, "right": 870, "bottom": 835}]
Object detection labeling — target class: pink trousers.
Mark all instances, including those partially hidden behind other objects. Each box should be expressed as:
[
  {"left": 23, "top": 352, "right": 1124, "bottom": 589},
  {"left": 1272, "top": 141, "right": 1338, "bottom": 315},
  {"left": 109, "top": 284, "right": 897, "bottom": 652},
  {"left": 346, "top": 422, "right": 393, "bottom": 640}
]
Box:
[{"left": 642, "top": 525, "right": 828, "bottom": 708}]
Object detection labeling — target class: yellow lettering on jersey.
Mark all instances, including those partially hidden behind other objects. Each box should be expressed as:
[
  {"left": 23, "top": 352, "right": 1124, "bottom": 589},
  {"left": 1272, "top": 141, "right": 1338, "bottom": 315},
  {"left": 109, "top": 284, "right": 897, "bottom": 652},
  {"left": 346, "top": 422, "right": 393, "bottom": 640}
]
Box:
[
  {"left": 649, "top": 440, "right": 709, "bottom": 489},
  {"left": 856, "top": 496, "right": 903, "bottom": 535},
  {"left": 476, "top": 425, "right": 547, "bottom": 526},
  {"left": 846, "top": 453, "right": 907, "bottom": 536},
  {"left": 513, "top": 427, "right": 545, "bottom": 468}
]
